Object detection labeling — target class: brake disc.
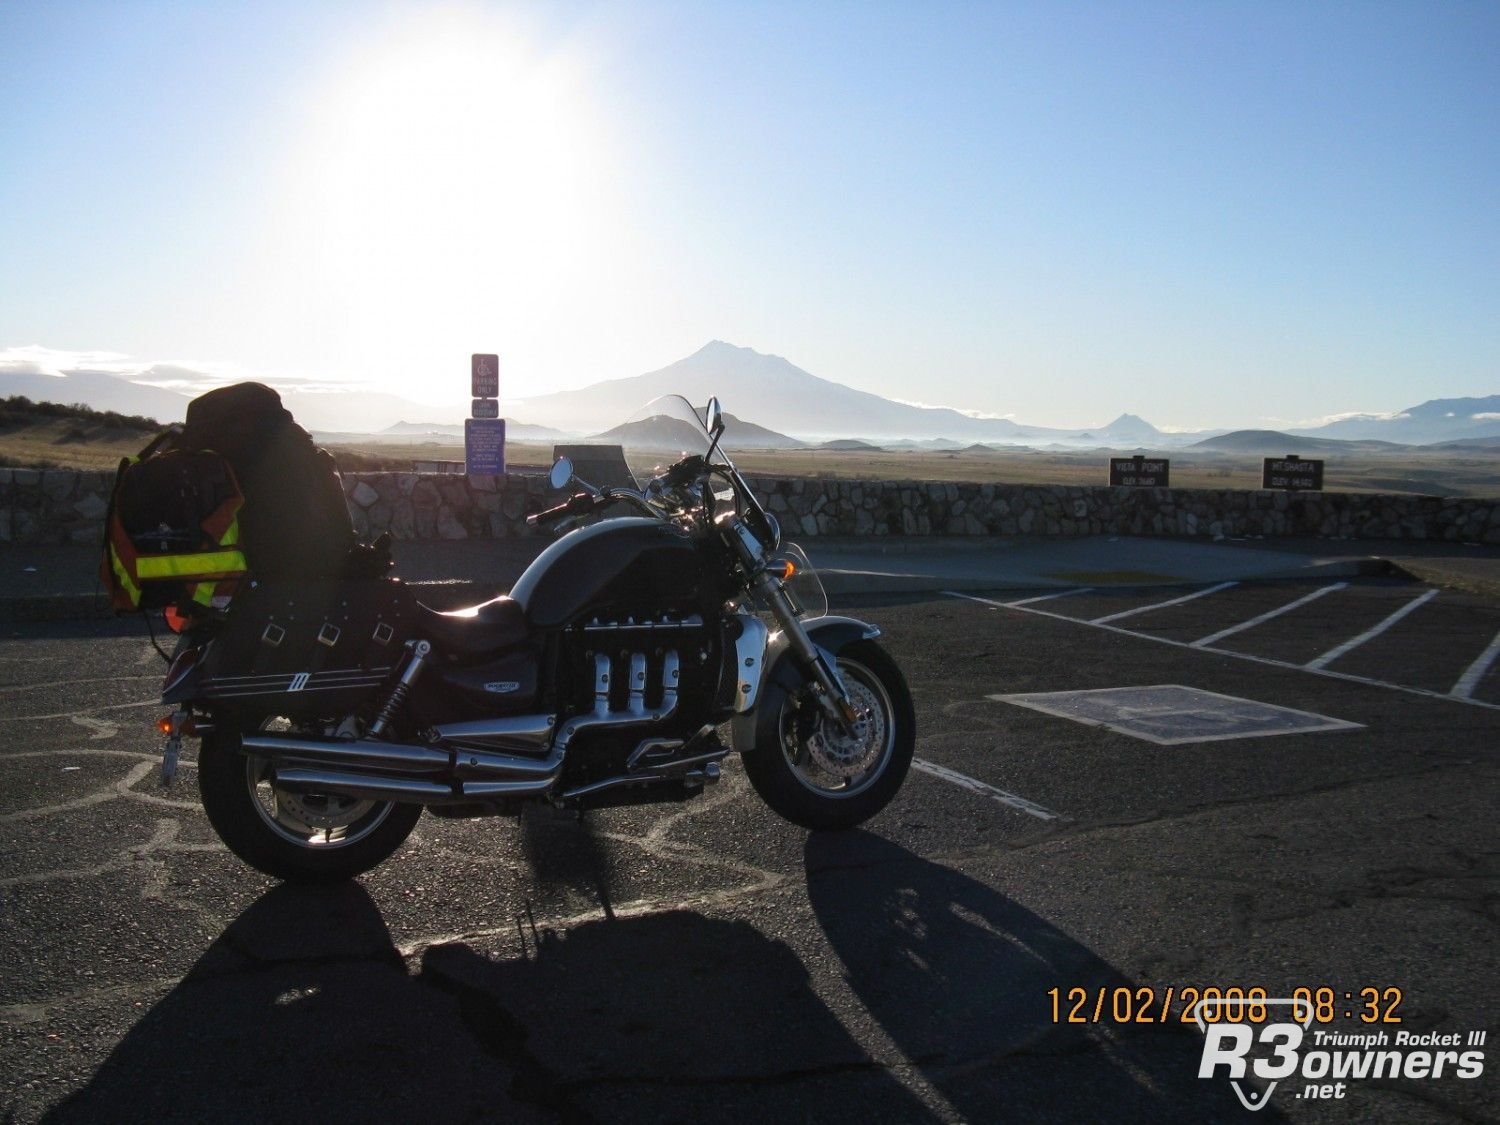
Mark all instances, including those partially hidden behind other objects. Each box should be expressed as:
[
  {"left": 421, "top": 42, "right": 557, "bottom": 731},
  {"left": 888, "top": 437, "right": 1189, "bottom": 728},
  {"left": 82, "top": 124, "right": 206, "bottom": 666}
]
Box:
[
  {"left": 270, "top": 789, "right": 376, "bottom": 833},
  {"left": 805, "top": 678, "right": 886, "bottom": 779}
]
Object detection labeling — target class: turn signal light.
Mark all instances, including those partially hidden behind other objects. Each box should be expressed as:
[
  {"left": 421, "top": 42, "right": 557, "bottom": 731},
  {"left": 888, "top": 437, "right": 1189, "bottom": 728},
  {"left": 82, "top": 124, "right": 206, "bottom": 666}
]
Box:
[
  {"left": 766, "top": 558, "right": 798, "bottom": 581},
  {"left": 156, "top": 714, "right": 195, "bottom": 737}
]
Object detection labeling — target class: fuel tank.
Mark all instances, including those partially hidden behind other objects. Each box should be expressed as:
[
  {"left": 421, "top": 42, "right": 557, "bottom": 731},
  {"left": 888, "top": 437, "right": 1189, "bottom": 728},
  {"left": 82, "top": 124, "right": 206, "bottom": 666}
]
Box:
[{"left": 511, "top": 517, "right": 707, "bottom": 629}]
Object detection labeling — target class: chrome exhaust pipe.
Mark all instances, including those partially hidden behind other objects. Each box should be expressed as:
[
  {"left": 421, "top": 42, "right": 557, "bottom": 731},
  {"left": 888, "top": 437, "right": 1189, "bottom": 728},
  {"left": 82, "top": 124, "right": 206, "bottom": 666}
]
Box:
[
  {"left": 271, "top": 768, "right": 558, "bottom": 805},
  {"left": 240, "top": 732, "right": 562, "bottom": 781},
  {"left": 241, "top": 734, "right": 451, "bottom": 773},
  {"left": 248, "top": 649, "right": 684, "bottom": 806},
  {"left": 270, "top": 769, "right": 453, "bottom": 803}
]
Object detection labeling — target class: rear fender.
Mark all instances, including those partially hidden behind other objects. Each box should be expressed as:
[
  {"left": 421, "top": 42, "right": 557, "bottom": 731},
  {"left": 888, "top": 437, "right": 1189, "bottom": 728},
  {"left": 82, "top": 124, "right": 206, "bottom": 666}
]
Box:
[
  {"left": 731, "top": 616, "right": 880, "bottom": 755},
  {"left": 161, "top": 639, "right": 210, "bottom": 705}
]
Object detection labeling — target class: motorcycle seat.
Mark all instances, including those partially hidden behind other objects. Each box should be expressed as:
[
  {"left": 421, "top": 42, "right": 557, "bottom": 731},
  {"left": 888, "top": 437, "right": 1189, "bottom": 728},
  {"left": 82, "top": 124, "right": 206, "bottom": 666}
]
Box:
[{"left": 416, "top": 595, "right": 529, "bottom": 656}]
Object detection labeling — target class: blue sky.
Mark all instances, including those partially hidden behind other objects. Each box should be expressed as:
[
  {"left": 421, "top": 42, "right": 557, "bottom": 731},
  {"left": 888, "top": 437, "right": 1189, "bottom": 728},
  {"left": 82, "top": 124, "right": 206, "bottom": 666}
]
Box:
[{"left": 1, "top": 1, "right": 1495, "bottom": 429}]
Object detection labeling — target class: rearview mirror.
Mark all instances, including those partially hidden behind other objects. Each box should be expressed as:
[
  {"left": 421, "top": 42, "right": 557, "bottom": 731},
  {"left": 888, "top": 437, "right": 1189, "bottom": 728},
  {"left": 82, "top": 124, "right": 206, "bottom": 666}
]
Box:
[
  {"left": 705, "top": 397, "right": 724, "bottom": 438},
  {"left": 549, "top": 456, "right": 574, "bottom": 490}
]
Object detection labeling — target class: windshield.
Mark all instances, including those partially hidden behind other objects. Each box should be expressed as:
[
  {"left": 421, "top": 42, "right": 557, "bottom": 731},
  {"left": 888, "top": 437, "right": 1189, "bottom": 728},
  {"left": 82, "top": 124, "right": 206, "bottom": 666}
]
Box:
[
  {"left": 604, "top": 394, "right": 731, "bottom": 490},
  {"left": 576, "top": 392, "right": 829, "bottom": 622}
]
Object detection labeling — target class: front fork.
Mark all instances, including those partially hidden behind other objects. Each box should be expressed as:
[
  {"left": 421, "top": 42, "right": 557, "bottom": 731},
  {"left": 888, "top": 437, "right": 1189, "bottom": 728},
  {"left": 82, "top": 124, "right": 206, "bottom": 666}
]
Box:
[{"left": 752, "top": 572, "right": 860, "bottom": 729}]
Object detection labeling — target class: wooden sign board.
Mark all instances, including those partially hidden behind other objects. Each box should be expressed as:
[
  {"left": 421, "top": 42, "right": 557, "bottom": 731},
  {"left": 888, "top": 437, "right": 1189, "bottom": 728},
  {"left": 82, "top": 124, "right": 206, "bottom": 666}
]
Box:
[
  {"left": 1108, "top": 456, "right": 1170, "bottom": 487},
  {"left": 1262, "top": 456, "right": 1324, "bottom": 491}
]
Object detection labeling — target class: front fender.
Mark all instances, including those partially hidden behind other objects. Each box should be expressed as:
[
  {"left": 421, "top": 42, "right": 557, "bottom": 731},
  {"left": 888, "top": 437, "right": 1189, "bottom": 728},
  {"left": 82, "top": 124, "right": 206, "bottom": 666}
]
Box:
[{"left": 731, "top": 615, "right": 881, "bottom": 755}]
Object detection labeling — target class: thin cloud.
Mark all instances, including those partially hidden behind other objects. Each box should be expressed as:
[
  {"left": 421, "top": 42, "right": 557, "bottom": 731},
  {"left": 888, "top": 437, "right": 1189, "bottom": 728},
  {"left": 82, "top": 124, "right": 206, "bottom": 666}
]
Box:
[
  {"left": 889, "top": 397, "right": 1017, "bottom": 420},
  {"left": 0, "top": 347, "right": 393, "bottom": 401},
  {"left": 0, "top": 345, "right": 138, "bottom": 377},
  {"left": 1264, "top": 410, "right": 1412, "bottom": 428}
]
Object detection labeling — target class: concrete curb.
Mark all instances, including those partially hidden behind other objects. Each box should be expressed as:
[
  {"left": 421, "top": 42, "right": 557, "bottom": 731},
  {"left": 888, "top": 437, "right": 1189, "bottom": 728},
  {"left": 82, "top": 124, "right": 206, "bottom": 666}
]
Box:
[
  {"left": 0, "top": 580, "right": 506, "bottom": 625},
  {"left": 0, "top": 547, "right": 1490, "bottom": 624},
  {"left": 1378, "top": 558, "right": 1500, "bottom": 602}
]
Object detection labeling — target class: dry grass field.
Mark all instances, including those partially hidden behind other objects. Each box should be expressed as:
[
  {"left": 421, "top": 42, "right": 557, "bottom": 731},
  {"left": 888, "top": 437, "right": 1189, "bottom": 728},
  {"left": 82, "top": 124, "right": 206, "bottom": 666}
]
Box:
[
  {"left": 324, "top": 439, "right": 1500, "bottom": 499},
  {"left": 0, "top": 417, "right": 158, "bottom": 471},
  {"left": 6, "top": 424, "right": 1499, "bottom": 499}
]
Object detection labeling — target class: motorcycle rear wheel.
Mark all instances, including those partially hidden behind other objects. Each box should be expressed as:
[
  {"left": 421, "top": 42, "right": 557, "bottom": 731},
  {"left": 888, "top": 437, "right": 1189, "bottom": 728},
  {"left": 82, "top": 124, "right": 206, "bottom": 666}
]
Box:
[
  {"left": 742, "top": 640, "right": 915, "bottom": 831},
  {"left": 198, "top": 722, "right": 421, "bottom": 883}
]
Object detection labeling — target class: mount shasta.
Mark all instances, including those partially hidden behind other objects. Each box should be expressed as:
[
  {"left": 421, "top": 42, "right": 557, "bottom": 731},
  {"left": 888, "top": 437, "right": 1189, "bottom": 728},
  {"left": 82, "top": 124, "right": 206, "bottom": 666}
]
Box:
[{"left": 1, "top": 340, "right": 1494, "bottom": 449}]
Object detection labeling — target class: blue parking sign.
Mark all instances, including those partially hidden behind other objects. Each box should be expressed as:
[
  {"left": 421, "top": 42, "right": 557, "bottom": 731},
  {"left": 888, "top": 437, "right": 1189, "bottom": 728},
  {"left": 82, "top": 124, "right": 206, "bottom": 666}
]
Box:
[{"left": 465, "top": 418, "right": 505, "bottom": 476}]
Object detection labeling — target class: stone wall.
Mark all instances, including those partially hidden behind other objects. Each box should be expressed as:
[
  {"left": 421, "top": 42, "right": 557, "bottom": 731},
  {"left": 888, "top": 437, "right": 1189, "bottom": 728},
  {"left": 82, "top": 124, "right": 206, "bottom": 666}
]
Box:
[{"left": 4, "top": 466, "right": 1499, "bottom": 546}]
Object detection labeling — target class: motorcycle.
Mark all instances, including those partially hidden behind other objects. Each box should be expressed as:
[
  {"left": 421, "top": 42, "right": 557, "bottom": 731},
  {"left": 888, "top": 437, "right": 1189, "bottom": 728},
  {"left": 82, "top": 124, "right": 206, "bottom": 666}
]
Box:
[{"left": 156, "top": 395, "right": 916, "bottom": 882}]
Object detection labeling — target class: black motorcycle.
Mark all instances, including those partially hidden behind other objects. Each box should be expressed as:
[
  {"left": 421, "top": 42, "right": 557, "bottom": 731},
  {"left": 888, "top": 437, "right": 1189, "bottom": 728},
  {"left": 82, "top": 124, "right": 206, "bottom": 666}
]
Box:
[{"left": 157, "top": 395, "right": 915, "bottom": 882}]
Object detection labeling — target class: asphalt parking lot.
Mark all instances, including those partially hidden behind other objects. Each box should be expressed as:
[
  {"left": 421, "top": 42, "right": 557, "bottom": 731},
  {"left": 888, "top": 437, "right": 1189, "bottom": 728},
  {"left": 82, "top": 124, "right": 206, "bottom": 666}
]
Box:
[{"left": 1, "top": 571, "right": 1495, "bottom": 1123}]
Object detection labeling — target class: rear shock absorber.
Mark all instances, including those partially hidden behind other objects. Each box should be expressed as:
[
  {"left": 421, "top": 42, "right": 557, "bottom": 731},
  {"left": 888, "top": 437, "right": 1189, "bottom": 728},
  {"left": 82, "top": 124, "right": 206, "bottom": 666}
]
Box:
[{"left": 369, "top": 639, "right": 431, "bottom": 737}]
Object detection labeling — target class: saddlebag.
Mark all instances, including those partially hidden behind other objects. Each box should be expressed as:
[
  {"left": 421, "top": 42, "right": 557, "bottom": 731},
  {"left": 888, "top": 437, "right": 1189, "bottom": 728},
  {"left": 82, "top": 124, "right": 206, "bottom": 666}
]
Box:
[{"left": 196, "top": 580, "right": 415, "bottom": 718}]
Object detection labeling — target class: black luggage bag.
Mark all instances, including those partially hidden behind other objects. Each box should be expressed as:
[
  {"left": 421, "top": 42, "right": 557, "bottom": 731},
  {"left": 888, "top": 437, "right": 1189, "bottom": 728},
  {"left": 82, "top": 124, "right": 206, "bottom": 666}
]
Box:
[{"left": 195, "top": 580, "right": 415, "bottom": 719}]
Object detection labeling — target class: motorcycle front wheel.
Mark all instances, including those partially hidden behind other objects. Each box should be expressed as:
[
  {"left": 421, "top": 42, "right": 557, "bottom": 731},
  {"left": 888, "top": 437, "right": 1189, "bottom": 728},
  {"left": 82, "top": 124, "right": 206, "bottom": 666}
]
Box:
[
  {"left": 741, "top": 640, "right": 915, "bottom": 831},
  {"left": 198, "top": 721, "right": 422, "bottom": 883}
]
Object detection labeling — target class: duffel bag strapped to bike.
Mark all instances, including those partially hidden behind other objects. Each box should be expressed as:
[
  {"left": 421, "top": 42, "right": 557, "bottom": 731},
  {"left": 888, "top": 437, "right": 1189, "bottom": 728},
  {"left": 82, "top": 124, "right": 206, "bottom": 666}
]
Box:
[
  {"left": 100, "top": 442, "right": 250, "bottom": 613},
  {"left": 179, "top": 382, "right": 358, "bottom": 581},
  {"left": 194, "top": 579, "right": 414, "bottom": 718}
]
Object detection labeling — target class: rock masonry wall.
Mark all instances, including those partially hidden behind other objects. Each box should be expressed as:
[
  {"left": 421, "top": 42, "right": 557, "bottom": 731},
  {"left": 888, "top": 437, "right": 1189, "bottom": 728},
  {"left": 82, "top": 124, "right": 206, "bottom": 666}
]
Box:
[{"left": 4, "top": 467, "right": 1499, "bottom": 546}]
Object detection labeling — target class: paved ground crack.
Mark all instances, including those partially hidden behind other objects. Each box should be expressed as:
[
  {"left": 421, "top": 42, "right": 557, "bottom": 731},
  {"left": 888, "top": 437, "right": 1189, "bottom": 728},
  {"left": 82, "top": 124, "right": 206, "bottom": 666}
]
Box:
[{"left": 419, "top": 955, "right": 596, "bottom": 1123}]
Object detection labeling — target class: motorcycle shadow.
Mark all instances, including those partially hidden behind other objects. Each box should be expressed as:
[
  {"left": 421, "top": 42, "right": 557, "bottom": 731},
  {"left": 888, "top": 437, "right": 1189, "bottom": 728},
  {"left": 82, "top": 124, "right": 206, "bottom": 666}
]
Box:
[
  {"left": 43, "top": 877, "right": 934, "bottom": 1123},
  {"left": 804, "top": 831, "right": 1282, "bottom": 1123},
  {"left": 41, "top": 882, "right": 526, "bottom": 1123}
]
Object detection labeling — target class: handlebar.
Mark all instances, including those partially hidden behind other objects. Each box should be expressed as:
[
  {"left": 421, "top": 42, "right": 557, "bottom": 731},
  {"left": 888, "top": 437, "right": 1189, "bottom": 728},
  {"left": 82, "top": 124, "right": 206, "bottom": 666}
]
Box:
[
  {"left": 526, "top": 492, "right": 597, "bottom": 527},
  {"left": 525, "top": 484, "right": 664, "bottom": 527}
]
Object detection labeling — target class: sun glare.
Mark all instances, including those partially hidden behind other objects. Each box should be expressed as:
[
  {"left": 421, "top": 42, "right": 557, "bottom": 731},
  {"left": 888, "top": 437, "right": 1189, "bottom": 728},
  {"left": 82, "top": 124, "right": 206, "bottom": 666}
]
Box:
[{"left": 260, "top": 9, "right": 622, "bottom": 401}]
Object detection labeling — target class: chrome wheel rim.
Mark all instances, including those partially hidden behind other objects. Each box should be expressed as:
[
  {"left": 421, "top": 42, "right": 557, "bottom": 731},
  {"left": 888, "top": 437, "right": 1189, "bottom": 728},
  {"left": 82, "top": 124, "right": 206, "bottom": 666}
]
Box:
[
  {"left": 245, "top": 721, "right": 393, "bottom": 849},
  {"left": 779, "top": 657, "right": 895, "bottom": 799}
]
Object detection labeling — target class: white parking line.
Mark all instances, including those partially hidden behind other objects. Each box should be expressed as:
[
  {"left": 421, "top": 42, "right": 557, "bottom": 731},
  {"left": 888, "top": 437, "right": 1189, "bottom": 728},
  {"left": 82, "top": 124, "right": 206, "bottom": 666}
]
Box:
[
  {"left": 911, "top": 758, "right": 1063, "bottom": 820},
  {"left": 1190, "top": 583, "right": 1348, "bottom": 648},
  {"left": 1305, "top": 588, "right": 1440, "bottom": 671},
  {"left": 1005, "top": 587, "right": 1093, "bottom": 607},
  {"left": 943, "top": 590, "right": 1500, "bottom": 714},
  {"left": 1452, "top": 627, "right": 1500, "bottom": 699},
  {"left": 1089, "top": 581, "right": 1238, "bottom": 625}
]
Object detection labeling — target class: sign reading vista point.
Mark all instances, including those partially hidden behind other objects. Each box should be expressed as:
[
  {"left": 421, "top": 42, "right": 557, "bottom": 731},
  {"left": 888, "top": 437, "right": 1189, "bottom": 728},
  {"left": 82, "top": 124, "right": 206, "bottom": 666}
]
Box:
[{"left": 1109, "top": 455, "right": 1170, "bottom": 487}]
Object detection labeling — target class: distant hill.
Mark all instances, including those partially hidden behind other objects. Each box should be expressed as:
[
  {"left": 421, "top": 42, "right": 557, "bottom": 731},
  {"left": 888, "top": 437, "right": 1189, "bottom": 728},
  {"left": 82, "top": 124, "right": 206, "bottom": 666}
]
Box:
[
  {"left": 0, "top": 366, "right": 451, "bottom": 433},
  {"left": 590, "top": 410, "right": 802, "bottom": 452},
  {"left": 1291, "top": 395, "right": 1500, "bottom": 445},
  {"left": 1097, "top": 413, "right": 1161, "bottom": 442},
  {"left": 375, "top": 419, "right": 568, "bottom": 442},
  {"left": 0, "top": 396, "right": 164, "bottom": 469},
  {"left": 0, "top": 370, "right": 191, "bottom": 422},
  {"left": 1191, "top": 429, "right": 1410, "bottom": 454},
  {"left": 884, "top": 437, "right": 965, "bottom": 450},
  {"left": 817, "top": 439, "right": 883, "bottom": 451},
  {"left": 382, "top": 420, "right": 462, "bottom": 435},
  {"left": 8, "top": 341, "right": 1493, "bottom": 448},
  {"left": 1425, "top": 434, "right": 1500, "bottom": 452},
  {"left": 509, "top": 341, "right": 1053, "bottom": 443}
]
